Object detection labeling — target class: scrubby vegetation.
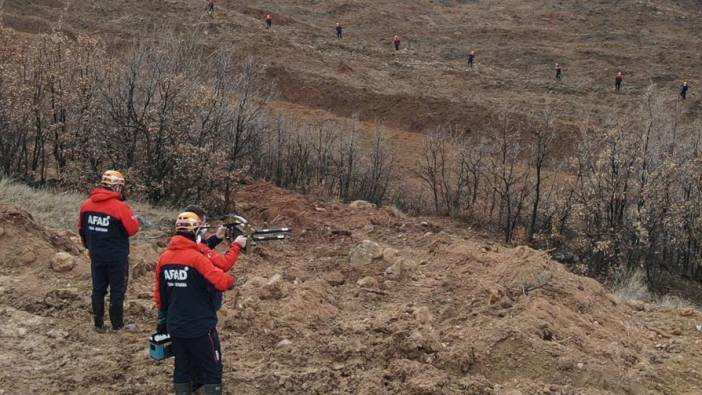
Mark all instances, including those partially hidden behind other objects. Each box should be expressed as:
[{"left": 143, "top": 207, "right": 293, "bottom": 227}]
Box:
[
  {"left": 2, "top": 28, "right": 701, "bottom": 290},
  {"left": 414, "top": 89, "right": 702, "bottom": 288},
  {"left": 0, "top": 30, "right": 394, "bottom": 210}
]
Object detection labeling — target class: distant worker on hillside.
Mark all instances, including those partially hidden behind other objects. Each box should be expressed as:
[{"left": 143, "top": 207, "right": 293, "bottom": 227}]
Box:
[
  {"left": 681, "top": 81, "right": 689, "bottom": 100},
  {"left": 615, "top": 71, "right": 623, "bottom": 92},
  {"left": 468, "top": 50, "right": 475, "bottom": 68},
  {"left": 555, "top": 63, "right": 562, "bottom": 80},
  {"left": 265, "top": 14, "right": 272, "bottom": 29},
  {"left": 336, "top": 22, "right": 343, "bottom": 39},
  {"left": 79, "top": 170, "right": 140, "bottom": 332},
  {"left": 155, "top": 211, "right": 246, "bottom": 395},
  {"left": 206, "top": 0, "right": 214, "bottom": 16},
  {"left": 393, "top": 35, "right": 401, "bottom": 51}
]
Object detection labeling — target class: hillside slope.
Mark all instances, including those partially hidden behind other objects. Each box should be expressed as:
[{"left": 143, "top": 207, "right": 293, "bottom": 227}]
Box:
[
  {"left": 1, "top": 183, "right": 702, "bottom": 394},
  {"left": 2, "top": 0, "right": 701, "bottom": 140}
]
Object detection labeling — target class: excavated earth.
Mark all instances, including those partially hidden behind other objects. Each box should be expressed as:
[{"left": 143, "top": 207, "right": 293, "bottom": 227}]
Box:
[{"left": 1, "top": 183, "right": 702, "bottom": 394}]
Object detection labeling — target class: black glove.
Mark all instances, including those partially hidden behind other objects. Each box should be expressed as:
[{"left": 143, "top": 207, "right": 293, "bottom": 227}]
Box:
[{"left": 156, "top": 310, "right": 167, "bottom": 334}]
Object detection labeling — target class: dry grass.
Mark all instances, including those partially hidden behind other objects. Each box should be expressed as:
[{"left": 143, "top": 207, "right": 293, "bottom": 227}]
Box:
[
  {"left": 615, "top": 270, "right": 702, "bottom": 310},
  {"left": 0, "top": 178, "right": 176, "bottom": 236},
  {"left": 614, "top": 270, "right": 652, "bottom": 302}
]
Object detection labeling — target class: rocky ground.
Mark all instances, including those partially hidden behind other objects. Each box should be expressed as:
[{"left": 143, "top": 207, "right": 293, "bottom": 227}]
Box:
[{"left": 1, "top": 183, "right": 702, "bottom": 394}]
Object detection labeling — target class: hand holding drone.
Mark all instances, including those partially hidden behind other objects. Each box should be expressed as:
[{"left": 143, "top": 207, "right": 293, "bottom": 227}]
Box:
[{"left": 218, "top": 214, "right": 292, "bottom": 251}]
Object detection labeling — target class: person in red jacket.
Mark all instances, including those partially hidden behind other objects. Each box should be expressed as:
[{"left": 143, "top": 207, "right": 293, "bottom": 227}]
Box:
[
  {"left": 78, "top": 170, "right": 140, "bottom": 331},
  {"left": 182, "top": 205, "right": 227, "bottom": 259},
  {"left": 177, "top": 205, "right": 230, "bottom": 393},
  {"left": 265, "top": 14, "right": 272, "bottom": 29},
  {"left": 615, "top": 71, "right": 623, "bottom": 92},
  {"left": 681, "top": 81, "right": 689, "bottom": 100},
  {"left": 155, "top": 211, "right": 246, "bottom": 395},
  {"left": 206, "top": 0, "right": 214, "bottom": 16},
  {"left": 555, "top": 63, "right": 562, "bottom": 80},
  {"left": 336, "top": 22, "right": 343, "bottom": 39},
  {"left": 393, "top": 35, "right": 401, "bottom": 51}
]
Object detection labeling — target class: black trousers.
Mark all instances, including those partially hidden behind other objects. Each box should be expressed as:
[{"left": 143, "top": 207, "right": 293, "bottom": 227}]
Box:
[
  {"left": 172, "top": 328, "right": 223, "bottom": 385},
  {"left": 91, "top": 257, "right": 129, "bottom": 329}
]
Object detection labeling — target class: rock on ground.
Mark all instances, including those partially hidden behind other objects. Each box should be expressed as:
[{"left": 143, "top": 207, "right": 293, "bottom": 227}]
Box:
[
  {"left": 50, "top": 252, "right": 75, "bottom": 272},
  {"left": 349, "top": 240, "right": 383, "bottom": 267},
  {"left": 349, "top": 200, "right": 377, "bottom": 209}
]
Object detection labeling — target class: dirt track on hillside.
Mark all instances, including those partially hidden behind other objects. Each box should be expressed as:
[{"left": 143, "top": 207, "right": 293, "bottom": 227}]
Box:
[{"left": 2, "top": 183, "right": 702, "bottom": 394}]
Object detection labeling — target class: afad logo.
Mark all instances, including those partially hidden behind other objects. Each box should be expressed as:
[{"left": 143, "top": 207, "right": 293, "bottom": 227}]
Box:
[
  {"left": 88, "top": 215, "right": 111, "bottom": 227},
  {"left": 164, "top": 267, "right": 189, "bottom": 281}
]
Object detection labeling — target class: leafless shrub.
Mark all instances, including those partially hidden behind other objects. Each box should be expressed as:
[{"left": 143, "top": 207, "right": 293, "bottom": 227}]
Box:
[
  {"left": 3, "top": 30, "right": 702, "bottom": 290},
  {"left": 251, "top": 117, "right": 394, "bottom": 205},
  {"left": 0, "top": 31, "right": 395, "bottom": 210}
]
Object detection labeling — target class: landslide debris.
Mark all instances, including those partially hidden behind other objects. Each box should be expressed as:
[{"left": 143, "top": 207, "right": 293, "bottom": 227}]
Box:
[{"left": 1, "top": 185, "right": 702, "bottom": 394}]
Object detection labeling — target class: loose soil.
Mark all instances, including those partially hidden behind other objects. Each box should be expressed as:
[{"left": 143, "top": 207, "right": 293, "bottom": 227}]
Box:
[{"left": 2, "top": 183, "right": 702, "bottom": 394}]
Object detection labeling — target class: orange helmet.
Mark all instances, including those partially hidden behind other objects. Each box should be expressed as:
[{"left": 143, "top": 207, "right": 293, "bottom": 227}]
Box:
[
  {"left": 175, "top": 212, "right": 203, "bottom": 233},
  {"left": 101, "top": 170, "right": 125, "bottom": 187}
]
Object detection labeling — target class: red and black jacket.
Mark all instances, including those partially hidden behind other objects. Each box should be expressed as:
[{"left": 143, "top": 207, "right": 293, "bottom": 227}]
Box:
[
  {"left": 199, "top": 236, "right": 239, "bottom": 272},
  {"left": 78, "top": 188, "right": 139, "bottom": 262},
  {"left": 155, "top": 235, "right": 241, "bottom": 338}
]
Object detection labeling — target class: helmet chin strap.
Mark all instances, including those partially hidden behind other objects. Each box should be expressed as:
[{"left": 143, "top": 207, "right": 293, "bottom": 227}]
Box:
[{"left": 195, "top": 226, "right": 207, "bottom": 244}]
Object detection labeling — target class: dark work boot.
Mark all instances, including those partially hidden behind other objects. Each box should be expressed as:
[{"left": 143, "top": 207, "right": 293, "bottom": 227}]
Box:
[
  {"left": 203, "top": 384, "right": 222, "bottom": 395},
  {"left": 109, "top": 304, "right": 124, "bottom": 330},
  {"left": 174, "top": 382, "right": 193, "bottom": 395},
  {"left": 92, "top": 299, "right": 105, "bottom": 331}
]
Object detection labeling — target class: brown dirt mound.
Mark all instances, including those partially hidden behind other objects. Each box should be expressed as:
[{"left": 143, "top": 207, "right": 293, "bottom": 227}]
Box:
[
  {"left": 0, "top": 204, "right": 81, "bottom": 265},
  {"left": 2, "top": 191, "right": 702, "bottom": 394}
]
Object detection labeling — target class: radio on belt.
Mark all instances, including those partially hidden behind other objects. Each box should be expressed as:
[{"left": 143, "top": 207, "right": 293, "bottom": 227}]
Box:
[{"left": 149, "top": 333, "right": 173, "bottom": 361}]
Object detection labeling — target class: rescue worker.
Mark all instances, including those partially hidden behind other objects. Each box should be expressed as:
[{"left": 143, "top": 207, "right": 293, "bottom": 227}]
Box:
[
  {"left": 336, "top": 22, "right": 343, "bottom": 39},
  {"left": 265, "top": 14, "right": 272, "bottom": 29},
  {"left": 179, "top": 205, "right": 227, "bottom": 393},
  {"left": 78, "top": 170, "right": 140, "bottom": 332},
  {"left": 155, "top": 211, "right": 246, "bottom": 395},
  {"left": 393, "top": 35, "right": 400, "bottom": 51},
  {"left": 615, "top": 71, "right": 623, "bottom": 92},
  {"left": 207, "top": 0, "right": 214, "bottom": 16},
  {"left": 468, "top": 50, "right": 475, "bottom": 68},
  {"left": 555, "top": 63, "right": 562, "bottom": 80},
  {"left": 681, "top": 81, "right": 689, "bottom": 100}
]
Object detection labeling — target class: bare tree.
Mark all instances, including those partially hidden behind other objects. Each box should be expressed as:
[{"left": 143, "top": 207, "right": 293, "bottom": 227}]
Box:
[
  {"left": 528, "top": 110, "right": 556, "bottom": 240},
  {"left": 485, "top": 110, "right": 531, "bottom": 243}
]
